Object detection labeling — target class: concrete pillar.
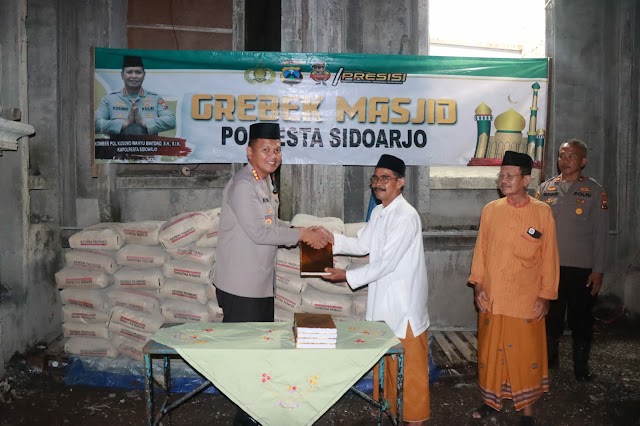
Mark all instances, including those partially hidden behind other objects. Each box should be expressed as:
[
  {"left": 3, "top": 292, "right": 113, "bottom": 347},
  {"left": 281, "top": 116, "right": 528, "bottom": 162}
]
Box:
[{"left": 280, "top": 0, "right": 430, "bottom": 224}]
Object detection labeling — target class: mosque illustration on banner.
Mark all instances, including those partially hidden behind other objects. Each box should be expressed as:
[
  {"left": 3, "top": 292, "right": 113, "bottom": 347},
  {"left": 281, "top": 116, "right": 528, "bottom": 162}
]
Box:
[{"left": 468, "top": 82, "right": 545, "bottom": 168}]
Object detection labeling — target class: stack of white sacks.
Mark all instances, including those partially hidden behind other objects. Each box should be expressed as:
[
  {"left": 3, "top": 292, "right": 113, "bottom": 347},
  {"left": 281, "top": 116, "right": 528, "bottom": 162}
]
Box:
[
  {"left": 56, "top": 210, "right": 368, "bottom": 361},
  {"left": 56, "top": 208, "right": 222, "bottom": 361},
  {"left": 274, "top": 214, "right": 369, "bottom": 323}
]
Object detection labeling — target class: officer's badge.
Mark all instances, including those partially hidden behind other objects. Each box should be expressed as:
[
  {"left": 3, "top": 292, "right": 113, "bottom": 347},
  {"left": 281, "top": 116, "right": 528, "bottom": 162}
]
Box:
[
  {"left": 147, "top": 113, "right": 153, "bottom": 118},
  {"left": 267, "top": 208, "right": 273, "bottom": 214},
  {"left": 579, "top": 187, "right": 590, "bottom": 192},
  {"left": 117, "top": 102, "right": 126, "bottom": 107},
  {"left": 576, "top": 199, "right": 585, "bottom": 204},
  {"left": 117, "top": 113, "right": 124, "bottom": 118},
  {"left": 546, "top": 198, "right": 554, "bottom": 204},
  {"left": 265, "top": 216, "right": 273, "bottom": 225},
  {"left": 575, "top": 208, "right": 583, "bottom": 215},
  {"left": 548, "top": 186, "right": 556, "bottom": 191},
  {"left": 144, "top": 101, "right": 152, "bottom": 107},
  {"left": 600, "top": 191, "right": 609, "bottom": 209},
  {"left": 158, "top": 99, "right": 168, "bottom": 110}
]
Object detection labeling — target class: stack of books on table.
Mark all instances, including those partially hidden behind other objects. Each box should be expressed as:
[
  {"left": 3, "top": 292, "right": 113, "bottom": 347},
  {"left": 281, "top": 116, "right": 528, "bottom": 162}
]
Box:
[{"left": 293, "top": 313, "right": 337, "bottom": 349}]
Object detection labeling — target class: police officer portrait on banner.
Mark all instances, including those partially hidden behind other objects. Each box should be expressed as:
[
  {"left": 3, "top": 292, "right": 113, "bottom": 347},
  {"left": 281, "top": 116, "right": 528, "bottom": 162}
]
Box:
[{"left": 94, "top": 55, "right": 176, "bottom": 136}]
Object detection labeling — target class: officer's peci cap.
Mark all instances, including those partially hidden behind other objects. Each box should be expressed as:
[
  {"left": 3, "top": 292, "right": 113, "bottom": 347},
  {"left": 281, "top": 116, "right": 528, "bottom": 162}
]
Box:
[
  {"left": 376, "top": 154, "right": 406, "bottom": 177},
  {"left": 250, "top": 123, "right": 281, "bottom": 140},
  {"left": 501, "top": 151, "right": 533, "bottom": 174},
  {"left": 123, "top": 55, "right": 144, "bottom": 69}
]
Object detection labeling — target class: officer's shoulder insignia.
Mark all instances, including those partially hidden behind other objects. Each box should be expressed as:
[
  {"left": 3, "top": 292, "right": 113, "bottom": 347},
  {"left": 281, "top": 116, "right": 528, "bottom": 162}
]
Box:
[
  {"left": 587, "top": 176, "right": 604, "bottom": 187},
  {"left": 535, "top": 190, "right": 540, "bottom": 200}
]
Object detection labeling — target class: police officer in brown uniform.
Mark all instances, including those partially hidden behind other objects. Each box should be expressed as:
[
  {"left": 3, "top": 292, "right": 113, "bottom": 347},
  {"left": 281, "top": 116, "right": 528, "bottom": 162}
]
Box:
[{"left": 536, "top": 139, "right": 609, "bottom": 382}]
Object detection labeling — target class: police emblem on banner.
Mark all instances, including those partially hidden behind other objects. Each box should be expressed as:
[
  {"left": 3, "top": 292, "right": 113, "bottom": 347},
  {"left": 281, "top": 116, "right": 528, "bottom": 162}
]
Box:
[{"left": 245, "top": 67, "right": 276, "bottom": 84}]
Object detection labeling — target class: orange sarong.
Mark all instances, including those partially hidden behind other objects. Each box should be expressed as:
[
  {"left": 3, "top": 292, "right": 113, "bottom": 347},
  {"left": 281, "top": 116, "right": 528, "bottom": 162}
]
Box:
[
  {"left": 373, "top": 324, "right": 430, "bottom": 422},
  {"left": 477, "top": 312, "right": 550, "bottom": 411}
]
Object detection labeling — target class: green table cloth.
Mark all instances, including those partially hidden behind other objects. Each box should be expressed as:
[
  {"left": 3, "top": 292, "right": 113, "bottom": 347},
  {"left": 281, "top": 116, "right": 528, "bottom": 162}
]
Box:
[{"left": 152, "top": 321, "right": 400, "bottom": 425}]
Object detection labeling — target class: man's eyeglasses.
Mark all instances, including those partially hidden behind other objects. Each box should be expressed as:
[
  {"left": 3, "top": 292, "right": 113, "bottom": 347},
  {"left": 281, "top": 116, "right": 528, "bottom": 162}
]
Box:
[
  {"left": 496, "top": 173, "right": 522, "bottom": 182},
  {"left": 370, "top": 175, "right": 399, "bottom": 184}
]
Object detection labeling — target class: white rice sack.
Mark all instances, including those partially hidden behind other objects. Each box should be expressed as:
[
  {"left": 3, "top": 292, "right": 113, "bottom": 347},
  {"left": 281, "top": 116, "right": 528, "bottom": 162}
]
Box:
[
  {"left": 306, "top": 277, "right": 354, "bottom": 295},
  {"left": 62, "top": 322, "right": 110, "bottom": 339},
  {"left": 55, "top": 267, "right": 113, "bottom": 289},
  {"left": 122, "top": 220, "right": 164, "bottom": 246},
  {"left": 160, "top": 279, "right": 208, "bottom": 305},
  {"left": 166, "top": 244, "right": 216, "bottom": 265},
  {"left": 206, "top": 300, "right": 224, "bottom": 323},
  {"left": 64, "top": 337, "right": 118, "bottom": 358},
  {"left": 114, "top": 267, "right": 164, "bottom": 291},
  {"left": 205, "top": 284, "right": 217, "bottom": 302},
  {"left": 274, "top": 287, "right": 303, "bottom": 313},
  {"left": 62, "top": 305, "right": 110, "bottom": 324},
  {"left": 333, "top": 255, "right": 351, "bottom": 270},
  {"left": 162, "top": 259, "right": 214, "bottom": 285},
  {"left": 290, "top": 214, "right": 345, "bottom": 235},
  {"left": 352, "top": 294, "right": 368, "bottom": 316},
  {"left": 64, "top": 249, "right": 119, "bottom": 274},
  {"left": 350, "top": 255, "right": 369, "bottom": 265},
  {"left": 161, "top": 299, "right": 211, "bottom": 323},
  {"left": 60, "top": 288, "right": 112, "bottom": 313},
  {"left": 107, "top": 321, "right": 154, "bottom": 344},
  {"left": 274, "top": 307, "right": 294, "bottom": 323},
  {"left": 344, "top": 222, "right": 367, "bottom": 238},
  {"left": 300, "top": 286, "right": 353, "bottom": 317},
  {"left": 195, "top": 207, "right": 221, "bottom": 248},
  {"left": 158, "top": 211, "right": 212, "bottom": 249},
  {"left": 116, "top": 244, "right": 167, "bottom": 268},
  {"left": 276, "top": 248, "right": 301, "bottom": 275},
  {"left": 111, "top": 335, "right": 146, "bottom": 361},
  {"left": 109, "top": 306, "right": 165, "bottom": 333},
  {"left": 275, "top": 272, "right": 307, "bottom": 293},
  {"left": 68, "top": 223, "right": 125, "bottom": 251},
  {"left": 107, "top": 288, "right": 161, "bottom": 314}
]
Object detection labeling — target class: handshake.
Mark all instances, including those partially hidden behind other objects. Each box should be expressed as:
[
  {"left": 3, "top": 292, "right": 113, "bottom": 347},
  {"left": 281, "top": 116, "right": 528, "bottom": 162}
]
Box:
[{"left": 298, "top": 226, "right": 334, "bottom": 249}]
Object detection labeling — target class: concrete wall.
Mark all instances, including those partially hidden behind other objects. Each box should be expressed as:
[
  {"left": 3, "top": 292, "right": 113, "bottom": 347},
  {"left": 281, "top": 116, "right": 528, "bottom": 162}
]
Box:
[{"left": 1, "top": 0, "right": 640, "bottom": 377}]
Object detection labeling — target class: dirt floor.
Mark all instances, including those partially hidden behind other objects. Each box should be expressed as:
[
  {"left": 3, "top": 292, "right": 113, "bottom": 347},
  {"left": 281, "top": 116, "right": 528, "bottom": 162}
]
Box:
[{"left": 1, "top": 311, "right": 639, "bottom": 426}]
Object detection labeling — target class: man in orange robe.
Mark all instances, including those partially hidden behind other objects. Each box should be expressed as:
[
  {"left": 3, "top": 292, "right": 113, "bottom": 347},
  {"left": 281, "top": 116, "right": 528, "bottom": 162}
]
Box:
[{"left": 469, "top": 151, "right": 559, "bottom": 426}]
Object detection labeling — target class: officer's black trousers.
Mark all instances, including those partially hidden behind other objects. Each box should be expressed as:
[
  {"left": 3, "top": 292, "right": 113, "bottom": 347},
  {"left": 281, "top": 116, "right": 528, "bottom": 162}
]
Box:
[
  {"left": 216, "top": 288, "right": 274, "bottom": 323},
  {"left": 546, "top": 266, "right": 596, "bottom": 343}
]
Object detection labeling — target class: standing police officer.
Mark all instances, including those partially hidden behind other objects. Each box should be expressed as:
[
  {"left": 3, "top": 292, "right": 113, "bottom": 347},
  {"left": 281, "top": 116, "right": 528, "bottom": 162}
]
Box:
[
  {"left": 536, "top": 139, "right": 609, "bottom": 382},
  {"left": 94, "top": 55, "right": 176, "bottom": 135}
]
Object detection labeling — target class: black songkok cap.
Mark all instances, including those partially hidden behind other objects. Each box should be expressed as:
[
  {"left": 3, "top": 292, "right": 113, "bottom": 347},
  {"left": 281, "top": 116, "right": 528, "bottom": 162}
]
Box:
[
  {"left": 250, "top": 123, "right": 281, "bottom": 140},
  {"left": 123, "top": 55, "right": 144, "bottom": 68},
  {"left": 501, "top": 151, "right": 533, "bottom": 172},
  {"left": 376, "top": 154, "right": 406, "bottom": 177}
]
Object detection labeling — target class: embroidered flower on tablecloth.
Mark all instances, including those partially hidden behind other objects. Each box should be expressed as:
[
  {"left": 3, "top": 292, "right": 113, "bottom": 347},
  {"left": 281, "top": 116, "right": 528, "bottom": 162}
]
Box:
[
  {"left": 262, "top": 372, "right": 320, "bottom": 410},
  {"left": 205, "top": 328, "right": 214, "bottom": 332},
  {"left": 355, "top": 339, "right": 366, "bottom": 344}
]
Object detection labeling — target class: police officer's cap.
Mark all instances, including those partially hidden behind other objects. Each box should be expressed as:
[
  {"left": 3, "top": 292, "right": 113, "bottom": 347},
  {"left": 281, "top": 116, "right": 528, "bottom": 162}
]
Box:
[
  {"left": 501, "top": 151, "right": 533, "bottom": 173},
  {"left": 250, "top": 123, "right": 280, "bottom": 140},
  {"left": 376, "top": 154, "right": 406, "bottom": 177},
  {"left": 123, "top": 55, "right": 144, "bottom": 68}
]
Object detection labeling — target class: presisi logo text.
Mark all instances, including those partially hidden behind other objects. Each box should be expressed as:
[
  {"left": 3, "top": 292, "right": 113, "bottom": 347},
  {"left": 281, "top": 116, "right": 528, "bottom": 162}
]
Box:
[{"left": 332, "top": 67, "right": 407, "bottom": 86}]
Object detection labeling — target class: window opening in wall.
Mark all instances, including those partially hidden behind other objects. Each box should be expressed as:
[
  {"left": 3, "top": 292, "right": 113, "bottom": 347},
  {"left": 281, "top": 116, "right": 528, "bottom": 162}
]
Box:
[{"left": 428, "top": 0, "right": 545, "bottom": 58}]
